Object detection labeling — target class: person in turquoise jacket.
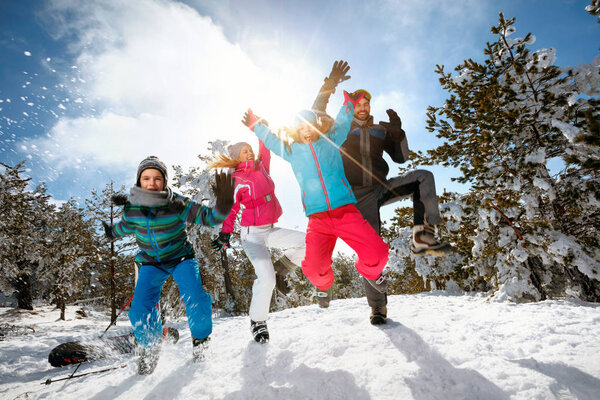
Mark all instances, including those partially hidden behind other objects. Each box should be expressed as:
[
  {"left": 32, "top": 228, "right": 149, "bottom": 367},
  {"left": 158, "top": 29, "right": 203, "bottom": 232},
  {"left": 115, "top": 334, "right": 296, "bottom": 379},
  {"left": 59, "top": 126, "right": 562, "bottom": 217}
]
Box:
[{"left": 242, "top": 90, "right": 389, "bottom": 309}]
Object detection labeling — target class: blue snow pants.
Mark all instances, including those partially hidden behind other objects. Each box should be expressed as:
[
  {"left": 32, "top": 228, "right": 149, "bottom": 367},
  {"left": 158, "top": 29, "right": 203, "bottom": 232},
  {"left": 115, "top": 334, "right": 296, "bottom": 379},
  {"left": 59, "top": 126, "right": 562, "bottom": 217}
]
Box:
[{"left": 128, "top": 258, "right": 212, "bottom": 348}]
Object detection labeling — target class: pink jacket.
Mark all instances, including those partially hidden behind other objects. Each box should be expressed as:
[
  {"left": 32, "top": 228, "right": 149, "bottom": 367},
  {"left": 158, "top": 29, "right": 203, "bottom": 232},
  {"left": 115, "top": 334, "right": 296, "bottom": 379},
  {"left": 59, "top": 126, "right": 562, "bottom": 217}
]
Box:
[{"left": 221, "top": 140, "right": 283, "bottom": 233}]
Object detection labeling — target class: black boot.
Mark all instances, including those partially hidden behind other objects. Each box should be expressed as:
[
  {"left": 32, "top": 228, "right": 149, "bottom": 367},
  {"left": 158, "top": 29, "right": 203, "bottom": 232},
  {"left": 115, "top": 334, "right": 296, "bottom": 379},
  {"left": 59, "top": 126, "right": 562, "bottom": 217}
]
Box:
[{"left": 250, "top": 320, "right": 269, "bottom": 343}]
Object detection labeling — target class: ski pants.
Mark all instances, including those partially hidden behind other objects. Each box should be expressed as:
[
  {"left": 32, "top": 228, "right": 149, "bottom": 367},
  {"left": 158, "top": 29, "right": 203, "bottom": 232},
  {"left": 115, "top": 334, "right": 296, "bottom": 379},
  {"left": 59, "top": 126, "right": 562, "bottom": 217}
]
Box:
[
  {"left": 241, "top": 224, "right": 306, "bottom": 321},
  {"left": 301, "top": 204, "right": 389, "bottom": 291},
  {"left": 353, "top": 169, "right": 441, "bottom": 233},
  {"left": 353, "top": 169, "right": 440, "bottom": 307},
  {"left": 129, "top": 258, "right": 212, "bottom": 348}
]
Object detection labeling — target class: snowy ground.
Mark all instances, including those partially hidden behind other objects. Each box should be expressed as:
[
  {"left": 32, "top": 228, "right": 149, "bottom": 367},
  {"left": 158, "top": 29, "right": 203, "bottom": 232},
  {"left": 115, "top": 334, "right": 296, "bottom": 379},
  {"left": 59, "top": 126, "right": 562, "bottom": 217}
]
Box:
[{"left": 1, "top": 293, "right": 600, "bottom": 400}]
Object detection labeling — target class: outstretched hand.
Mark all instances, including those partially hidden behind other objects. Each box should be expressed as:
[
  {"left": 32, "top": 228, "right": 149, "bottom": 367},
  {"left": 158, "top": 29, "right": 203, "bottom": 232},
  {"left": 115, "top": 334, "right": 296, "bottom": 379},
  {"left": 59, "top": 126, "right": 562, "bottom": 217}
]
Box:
[
  {"left": 379, "top": 109, "right": 405, "bottom": 141},
  {"left": 242, "top": 109, "right": 268, "bottom": 130},
  {"left": 326, "top": 60, "right": 351, "bottom": 86},
  {"left": 212, "top": 171, "right": 235, "bottom": 215}
]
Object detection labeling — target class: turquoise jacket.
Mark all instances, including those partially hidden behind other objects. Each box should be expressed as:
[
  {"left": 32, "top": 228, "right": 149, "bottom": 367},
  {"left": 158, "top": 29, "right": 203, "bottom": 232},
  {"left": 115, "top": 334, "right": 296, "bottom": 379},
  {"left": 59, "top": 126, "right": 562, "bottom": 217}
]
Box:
[{"left": 253, "top": 103, "right": 356, "bottom": 217}]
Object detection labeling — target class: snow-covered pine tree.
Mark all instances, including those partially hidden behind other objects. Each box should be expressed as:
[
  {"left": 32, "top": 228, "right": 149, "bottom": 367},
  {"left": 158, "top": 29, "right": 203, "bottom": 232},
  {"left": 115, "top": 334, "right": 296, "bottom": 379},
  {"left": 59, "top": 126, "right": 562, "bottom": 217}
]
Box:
[
  {"left": 0, "top": 162, "right": 55, "bottom": 309},
  {"left": 85, "top": 181, "right": 136, "bottom": 321},
  {"left": 42, "top": 199, "right": 98, "bottom": 320},
  {"left": 586, "top": 0, "right": 600, "bottom": 22},
  {"left": 382, "top": 196, "right": 472, "bottom": 294},
  {"left": 416, "top": 13, "right": 599, "bottom": 302}
]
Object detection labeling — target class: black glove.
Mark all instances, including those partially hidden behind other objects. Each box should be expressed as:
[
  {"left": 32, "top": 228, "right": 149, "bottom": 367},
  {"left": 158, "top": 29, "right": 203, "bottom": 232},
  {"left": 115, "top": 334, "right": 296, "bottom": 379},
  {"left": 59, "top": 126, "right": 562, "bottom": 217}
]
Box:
[
  {"left": 111, "top": 194, "right": 128, "bottom": 206},
  {"left": 102, "top": 221, "right": 116, "bottom": 240},
  {"left": 212, "top": 171, "right": 235, "bottom": 215},
  {"left": 325, "top": 60, "right": 350, "bottom": 88},
  {"left": 379, "top": 109, "right": 405, "bottom": 142},
  {"left": 211, "top": 232, "right": 231, "bottom": 252},
  {"left": 313, "top": 60, "right": 351, "bottom": 112}
]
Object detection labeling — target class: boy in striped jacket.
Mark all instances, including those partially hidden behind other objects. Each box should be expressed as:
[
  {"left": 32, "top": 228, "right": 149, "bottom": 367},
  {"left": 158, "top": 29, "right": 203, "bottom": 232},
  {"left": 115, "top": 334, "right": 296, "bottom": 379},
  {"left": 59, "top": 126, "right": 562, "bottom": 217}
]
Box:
[{"left": 103, "top": 156, "right": 234, "bottom": 374}]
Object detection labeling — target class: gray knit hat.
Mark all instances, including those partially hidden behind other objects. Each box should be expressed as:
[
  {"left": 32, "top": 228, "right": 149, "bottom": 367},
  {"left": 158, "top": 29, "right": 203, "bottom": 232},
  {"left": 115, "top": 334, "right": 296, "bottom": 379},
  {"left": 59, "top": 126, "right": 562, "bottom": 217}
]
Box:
[
  {"left": 227, "top": 142, "right": 251, "bottom": 160},
  {"left": 136, "top": 156, "right": 168, "bottom": 186}
]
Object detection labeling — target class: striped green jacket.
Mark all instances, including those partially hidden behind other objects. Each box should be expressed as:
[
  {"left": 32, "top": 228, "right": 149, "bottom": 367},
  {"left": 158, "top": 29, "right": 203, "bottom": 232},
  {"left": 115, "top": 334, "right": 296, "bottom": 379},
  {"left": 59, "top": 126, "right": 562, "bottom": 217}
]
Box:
[{"left": 111, "top": 193, "right": 226, "bottom": 267}]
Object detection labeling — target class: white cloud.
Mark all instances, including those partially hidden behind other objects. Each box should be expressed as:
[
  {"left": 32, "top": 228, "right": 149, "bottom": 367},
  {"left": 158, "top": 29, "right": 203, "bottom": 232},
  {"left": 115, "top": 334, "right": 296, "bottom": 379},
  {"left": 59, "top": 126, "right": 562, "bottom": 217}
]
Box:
[
  {"left": 27, "top": 0, "right": 335, "bottom": 229},
  {"left": 31, "top": 0, "right": 323, "bottom": 175}
]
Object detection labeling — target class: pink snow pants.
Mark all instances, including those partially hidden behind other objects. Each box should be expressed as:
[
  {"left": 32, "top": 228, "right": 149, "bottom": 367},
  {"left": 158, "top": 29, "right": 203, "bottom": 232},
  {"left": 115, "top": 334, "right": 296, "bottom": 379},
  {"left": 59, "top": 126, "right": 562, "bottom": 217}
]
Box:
[{"left": 301, "top": 204, "right": 389, "bottom": 291}]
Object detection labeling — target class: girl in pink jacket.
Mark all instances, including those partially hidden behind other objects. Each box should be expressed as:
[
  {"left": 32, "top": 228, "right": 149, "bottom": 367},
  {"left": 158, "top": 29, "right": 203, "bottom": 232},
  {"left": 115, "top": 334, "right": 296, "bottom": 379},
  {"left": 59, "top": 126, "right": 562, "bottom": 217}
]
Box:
[{"left": 209, "top": 139, "right": 305, "bottom": 343}]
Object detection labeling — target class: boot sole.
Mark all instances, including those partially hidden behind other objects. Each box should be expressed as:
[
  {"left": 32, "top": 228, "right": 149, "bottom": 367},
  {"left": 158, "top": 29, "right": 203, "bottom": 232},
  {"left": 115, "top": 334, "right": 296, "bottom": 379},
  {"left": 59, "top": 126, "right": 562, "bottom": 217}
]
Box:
[{"left": 411, "top": 244, "right": 452, "bottom": 257}]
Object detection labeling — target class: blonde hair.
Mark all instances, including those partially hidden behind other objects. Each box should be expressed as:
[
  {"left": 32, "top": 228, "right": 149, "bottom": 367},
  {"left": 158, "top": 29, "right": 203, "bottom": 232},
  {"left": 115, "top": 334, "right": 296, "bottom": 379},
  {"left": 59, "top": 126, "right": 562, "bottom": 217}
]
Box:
[
  {"left": 208, "top": 151, "right": 262, "bottom": 169},
  {"left": 208, "top": 153, "right": 240, "bottom": 169}
]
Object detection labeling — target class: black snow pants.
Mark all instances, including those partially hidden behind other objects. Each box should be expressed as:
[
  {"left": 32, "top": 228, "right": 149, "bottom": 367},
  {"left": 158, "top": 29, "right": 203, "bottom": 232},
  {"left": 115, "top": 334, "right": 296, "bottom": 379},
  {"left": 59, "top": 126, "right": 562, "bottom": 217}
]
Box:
[{"left": 353, "top": 169, "right": 441, "bottom": 308}]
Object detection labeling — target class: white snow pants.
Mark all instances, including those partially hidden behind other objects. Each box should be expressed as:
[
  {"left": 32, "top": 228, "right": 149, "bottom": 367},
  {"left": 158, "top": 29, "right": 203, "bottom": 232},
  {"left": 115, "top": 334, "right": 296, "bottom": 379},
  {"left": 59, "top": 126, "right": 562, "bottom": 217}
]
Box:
[{"left": 241, "top": 224, "right": 306, "bottom": 321}]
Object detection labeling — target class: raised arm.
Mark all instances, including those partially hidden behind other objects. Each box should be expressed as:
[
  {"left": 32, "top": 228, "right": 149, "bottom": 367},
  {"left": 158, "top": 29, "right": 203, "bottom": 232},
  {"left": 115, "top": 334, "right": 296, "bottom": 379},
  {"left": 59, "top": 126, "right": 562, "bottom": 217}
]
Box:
[
  {"left": 258, "top": 139, "right": 271, "bottom": 173},
  {"left": 243, "top": 109, "right": 291, "bottom": 162},
  {"left": 311, "top": 60, "right": 351, "bottom": 113},
  {"left": 180, "top": 172, "right": 235, "bottom": 226}
]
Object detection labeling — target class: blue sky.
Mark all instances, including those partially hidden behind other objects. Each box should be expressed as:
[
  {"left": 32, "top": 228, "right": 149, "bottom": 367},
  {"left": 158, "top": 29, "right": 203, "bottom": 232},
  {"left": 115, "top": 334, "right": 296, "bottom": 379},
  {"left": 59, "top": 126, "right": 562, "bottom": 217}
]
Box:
[{"left": 1, "top": 0, "right": 598, "bottom": 232}]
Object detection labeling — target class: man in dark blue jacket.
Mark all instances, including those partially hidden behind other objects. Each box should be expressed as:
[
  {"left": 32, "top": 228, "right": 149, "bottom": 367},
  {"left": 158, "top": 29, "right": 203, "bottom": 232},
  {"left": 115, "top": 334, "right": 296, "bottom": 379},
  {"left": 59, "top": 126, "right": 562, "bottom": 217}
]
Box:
[{"left": 312, "top": 61, "right": 448, "bottom": 325}]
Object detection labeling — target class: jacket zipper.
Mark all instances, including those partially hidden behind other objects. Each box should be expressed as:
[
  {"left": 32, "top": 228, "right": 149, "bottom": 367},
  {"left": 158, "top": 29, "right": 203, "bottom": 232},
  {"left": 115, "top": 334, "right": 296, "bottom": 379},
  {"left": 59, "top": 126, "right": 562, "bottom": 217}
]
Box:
[
  {"left": 146, "top": 209, "right": 161, "bottom": 263},
  {"left": 309, "top": 143, "right": 331, "bottom": 210},
  {"left": 341, "top": 178, "right": 354, "bottom": 198}
]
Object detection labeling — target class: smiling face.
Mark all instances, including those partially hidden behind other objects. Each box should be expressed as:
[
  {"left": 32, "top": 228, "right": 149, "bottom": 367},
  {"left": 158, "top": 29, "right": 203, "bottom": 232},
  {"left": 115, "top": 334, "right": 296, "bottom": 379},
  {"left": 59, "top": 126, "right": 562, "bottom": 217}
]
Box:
[
  {"left": 297, "top": 122, "right": 320, "bottom": 144},
  {"left": 354, "top": 97, "right": 371, "bottom": 121},
  {"left": 238, "top": 145, "right": 255, "bottom": 162},
  {"left": 139, "top": 168, "right": 165, "bottom": 191}
]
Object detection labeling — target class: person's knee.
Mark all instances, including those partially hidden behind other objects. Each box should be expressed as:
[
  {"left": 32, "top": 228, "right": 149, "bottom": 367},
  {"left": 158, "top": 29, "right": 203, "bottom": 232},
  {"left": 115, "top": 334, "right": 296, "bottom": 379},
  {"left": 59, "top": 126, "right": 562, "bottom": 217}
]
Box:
[
  {"left": 414, "top": 169, "right": 435, "bottom": 184},
  {"left": 256, "top": 271, "right": 276, "bottom": 289}
]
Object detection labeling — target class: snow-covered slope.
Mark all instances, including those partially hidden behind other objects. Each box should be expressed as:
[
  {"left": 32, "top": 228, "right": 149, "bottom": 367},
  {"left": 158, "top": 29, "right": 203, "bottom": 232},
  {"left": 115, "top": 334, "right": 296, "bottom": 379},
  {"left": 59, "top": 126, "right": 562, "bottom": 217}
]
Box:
[{"left": 2, "top": 293, "right": 599, "bottom": 400}]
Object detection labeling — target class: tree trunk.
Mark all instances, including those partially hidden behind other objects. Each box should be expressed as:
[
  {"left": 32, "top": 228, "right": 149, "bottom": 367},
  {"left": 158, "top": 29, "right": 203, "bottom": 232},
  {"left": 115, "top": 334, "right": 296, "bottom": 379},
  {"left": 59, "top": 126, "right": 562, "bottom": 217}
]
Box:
[
  {"left": 14, "top": 272, "right": 33, "bottom": 310},
  {"left": 110, "top": 240, "right": 116, "bottom": 323},
  {"left": 59, "top": 289, "right": 66, "bottom": 321},
  {"left": 220, "top": 252, "right": 237, "bottom": 305}
]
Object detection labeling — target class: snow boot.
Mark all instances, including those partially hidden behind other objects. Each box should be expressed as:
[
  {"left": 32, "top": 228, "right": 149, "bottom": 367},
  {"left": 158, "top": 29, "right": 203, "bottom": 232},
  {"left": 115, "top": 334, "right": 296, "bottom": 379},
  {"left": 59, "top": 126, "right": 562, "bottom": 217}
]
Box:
[
  {"left": 192, "top": 336, "right": 210, "bottom": 362},
  {"left": 273, "top": 255, "right": 297, "bottom": 295},
  {"left": 365, "top": 273, "right": 387, "bottom": 294},
  {"left": 250, "top": 320, "right": 269, "bottom": 344},
  {"left": 370, "top": 305, "right": 387, "bottom": 325},
  {"left": 316, "top": 287, "right": 333, "bottom": 308},
  {"left": 411, "top": 224, "right": 450, "bottom": 256},
  {"left": 364, "top": 274, "right": 388, "bottom": 325},
  {"left": 137, "top": 346, "right": 160, "bottom": 375}
]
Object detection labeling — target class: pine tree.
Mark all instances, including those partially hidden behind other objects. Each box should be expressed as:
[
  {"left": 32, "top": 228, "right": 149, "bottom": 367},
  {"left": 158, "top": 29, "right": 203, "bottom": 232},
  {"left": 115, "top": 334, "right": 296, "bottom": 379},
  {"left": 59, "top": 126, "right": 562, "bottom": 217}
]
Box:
[
  {"left": 0, "top": 162, "right": 55, "bottom": 309},
  {"left": 42, "top": 199, "right": 98, "bottom": 320},
  {"left": 417, "top": 13, "right": 599, "bottom": 302},
  {"left": 85, "top": 181, "right": 136, "bottom": 321}
]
